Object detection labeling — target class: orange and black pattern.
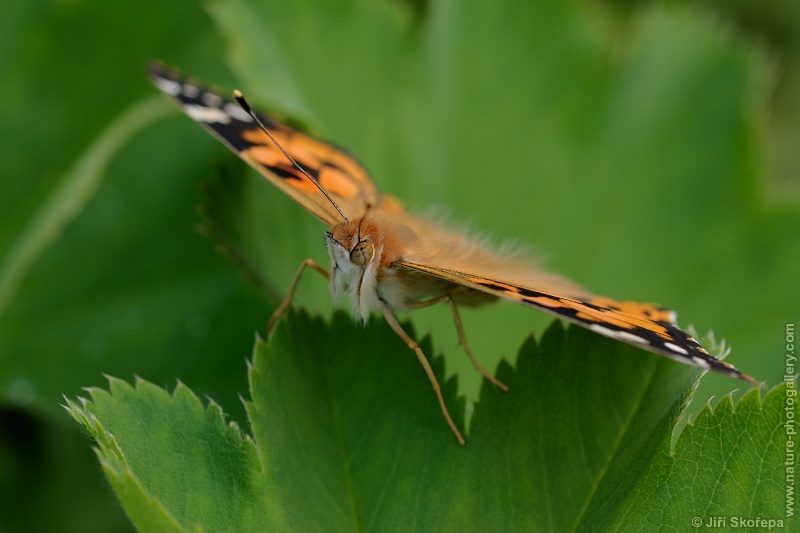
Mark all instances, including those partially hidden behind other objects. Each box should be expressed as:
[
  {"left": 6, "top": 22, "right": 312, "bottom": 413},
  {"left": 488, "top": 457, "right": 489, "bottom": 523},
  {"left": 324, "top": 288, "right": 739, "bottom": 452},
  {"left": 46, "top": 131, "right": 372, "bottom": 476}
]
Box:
[
  {"left": 148, "top": 63, "right": 379, "bottom": 225},
  {"left": 399, "top": 262, "right": 758, "bottom": 385}
]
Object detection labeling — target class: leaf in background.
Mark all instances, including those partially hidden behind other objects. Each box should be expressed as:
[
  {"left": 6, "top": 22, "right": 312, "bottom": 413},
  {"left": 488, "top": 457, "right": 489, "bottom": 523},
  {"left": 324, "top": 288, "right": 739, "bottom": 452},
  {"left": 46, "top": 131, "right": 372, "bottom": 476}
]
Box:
[
  {"left": 0, "top": 0, "right": 269, "bottom": 421},
  {"left": 0, "top": 407, "right": 136, "bottom": 533},
  {"left": 67, "top": 311, "right": 794, "bottom": 532},
  {"left": 0, "top": 0, "right": 264, "bottom": 530}
]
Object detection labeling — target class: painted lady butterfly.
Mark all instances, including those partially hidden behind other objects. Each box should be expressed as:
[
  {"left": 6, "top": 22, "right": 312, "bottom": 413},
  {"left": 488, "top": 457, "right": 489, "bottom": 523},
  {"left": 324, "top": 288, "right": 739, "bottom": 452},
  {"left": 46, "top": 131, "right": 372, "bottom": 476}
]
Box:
[{"left": 149, "top": 63, "right": 758, "bottom": 444}]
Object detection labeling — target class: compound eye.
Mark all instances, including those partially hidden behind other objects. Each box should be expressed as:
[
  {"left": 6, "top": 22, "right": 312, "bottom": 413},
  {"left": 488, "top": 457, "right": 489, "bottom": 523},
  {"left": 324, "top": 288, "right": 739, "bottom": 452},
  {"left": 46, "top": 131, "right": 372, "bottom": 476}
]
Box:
[{"left": 350, "top": 240, "right": 374, "bottom": 267}]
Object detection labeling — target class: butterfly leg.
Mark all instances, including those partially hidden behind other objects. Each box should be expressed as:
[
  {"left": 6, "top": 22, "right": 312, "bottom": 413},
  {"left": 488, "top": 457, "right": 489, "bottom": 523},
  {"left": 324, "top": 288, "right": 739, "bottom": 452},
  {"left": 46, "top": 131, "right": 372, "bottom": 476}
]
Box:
[
  {"left": 409, "top": 295, "right": 508, "bottom": 392},
  {"left": 379, "top": 299, "right": 466, "bottom": 446},
  {"left": 267, "top": 258, "right": 329, "bottom": 335}
]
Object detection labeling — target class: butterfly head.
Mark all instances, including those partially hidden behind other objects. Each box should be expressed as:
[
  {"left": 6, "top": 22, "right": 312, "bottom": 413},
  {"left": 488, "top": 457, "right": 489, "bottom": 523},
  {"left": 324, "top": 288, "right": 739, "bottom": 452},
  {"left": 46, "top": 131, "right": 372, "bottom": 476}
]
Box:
[{"left": 325, "top": 219, "right": 382, "bottom": 321}]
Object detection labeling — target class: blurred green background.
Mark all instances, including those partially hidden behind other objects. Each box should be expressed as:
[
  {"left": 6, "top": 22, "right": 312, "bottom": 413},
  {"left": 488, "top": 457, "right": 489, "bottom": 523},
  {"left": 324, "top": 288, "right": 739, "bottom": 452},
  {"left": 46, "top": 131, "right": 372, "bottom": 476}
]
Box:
[{"left": 1, "top": 0, "right": 798, "bottom": 531}]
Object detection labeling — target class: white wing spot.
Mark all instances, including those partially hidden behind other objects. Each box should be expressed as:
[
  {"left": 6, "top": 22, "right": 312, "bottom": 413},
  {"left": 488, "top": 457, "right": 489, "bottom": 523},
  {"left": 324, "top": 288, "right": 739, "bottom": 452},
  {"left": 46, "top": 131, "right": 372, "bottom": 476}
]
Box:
[
  {"left": 589, "top": 324, "right": 616, "bottom": 338},
  {"left": 691, "top": 356, "right": 711, "bottom": 369},
  {"left": 183, "top": 83, "right": 200, "bottom": 98},
  {"left": 184, "top": 104, "right": 231, "bottom": 124},
  {"left": 613, "top": 330, "right": 650, "bottom": 345},
  {"left": 663, "top": 342, "right": 689, "bottom": 355},
  {"left": 153, "top": 77, "right": 182, "bottom": 96},
  {"left": 589, "top": 324, "right": 649, "bottom": 345},
  {"left": 202, "top": 92, "right": 223, "bottom": 107},
  {"left": 224, "top": 102, "right": 254, "bottom": 122}
]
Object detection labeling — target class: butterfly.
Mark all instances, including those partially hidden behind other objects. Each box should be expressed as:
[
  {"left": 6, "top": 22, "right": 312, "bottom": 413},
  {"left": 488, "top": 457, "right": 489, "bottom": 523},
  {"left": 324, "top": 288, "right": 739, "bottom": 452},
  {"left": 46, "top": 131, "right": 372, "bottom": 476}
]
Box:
[{"left": 149, "top": 62, "right": 758, "bottom": 445}]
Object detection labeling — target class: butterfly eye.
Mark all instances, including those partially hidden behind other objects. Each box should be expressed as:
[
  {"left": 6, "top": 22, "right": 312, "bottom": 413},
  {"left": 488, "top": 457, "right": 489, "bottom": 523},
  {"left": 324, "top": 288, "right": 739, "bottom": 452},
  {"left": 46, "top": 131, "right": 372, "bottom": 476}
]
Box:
[{"left": 350, "top": 240, "right": 374, "bottom": 267}]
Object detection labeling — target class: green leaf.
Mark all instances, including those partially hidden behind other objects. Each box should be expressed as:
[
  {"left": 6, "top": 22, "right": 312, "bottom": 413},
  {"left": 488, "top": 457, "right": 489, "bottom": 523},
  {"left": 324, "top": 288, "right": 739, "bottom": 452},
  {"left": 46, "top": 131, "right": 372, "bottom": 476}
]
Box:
[
  {"left": 67, "top": 311, "right": 793, "bottom": 532},
  {"left": 0, "top": 0, "right": 266, "bottom": 419},
  {"left": 0, "top": 1, "right": 259, "bottom": 529},
  {"left": 587, "top": 385, "right": 791, "bottom": 529},
  {"left": 66, "top": 379, "right": 261, "bottom": 533}
]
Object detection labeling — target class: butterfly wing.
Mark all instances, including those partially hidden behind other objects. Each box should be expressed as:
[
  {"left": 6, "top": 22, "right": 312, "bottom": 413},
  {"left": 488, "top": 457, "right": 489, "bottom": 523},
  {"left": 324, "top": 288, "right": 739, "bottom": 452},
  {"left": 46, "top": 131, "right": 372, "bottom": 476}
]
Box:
[
  {"left": 397, "top": 261, "right": 758, "bottom": 385},
  {"left": 149, "top": 63, "right": 379, "bottom": 225}
]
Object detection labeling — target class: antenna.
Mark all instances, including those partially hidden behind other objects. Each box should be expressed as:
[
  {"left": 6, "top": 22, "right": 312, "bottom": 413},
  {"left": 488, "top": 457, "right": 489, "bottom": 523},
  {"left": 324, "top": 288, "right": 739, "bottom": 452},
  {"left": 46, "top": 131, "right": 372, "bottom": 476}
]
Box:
[{"left": 233, "top": 90, "right": 349, "bottom": 223}]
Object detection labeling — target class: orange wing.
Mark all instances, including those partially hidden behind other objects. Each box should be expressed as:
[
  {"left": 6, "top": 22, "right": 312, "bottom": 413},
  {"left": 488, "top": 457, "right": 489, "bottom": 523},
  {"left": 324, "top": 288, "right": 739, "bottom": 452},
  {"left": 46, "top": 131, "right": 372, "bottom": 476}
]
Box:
[
  {"left": 398, "top": 261, "right": 758, "bottom": 385},
  {"left": 149, "top": 63, "right": 379, "bottom": 225}
]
